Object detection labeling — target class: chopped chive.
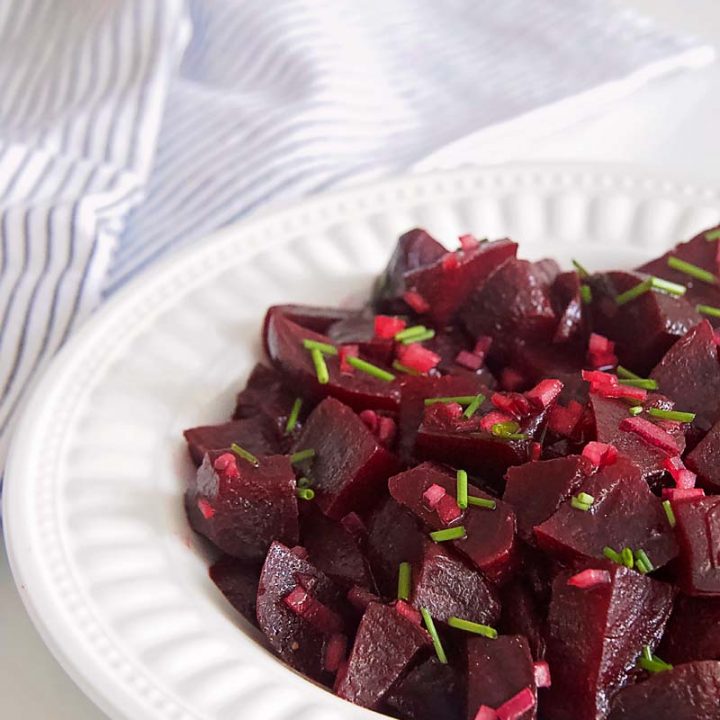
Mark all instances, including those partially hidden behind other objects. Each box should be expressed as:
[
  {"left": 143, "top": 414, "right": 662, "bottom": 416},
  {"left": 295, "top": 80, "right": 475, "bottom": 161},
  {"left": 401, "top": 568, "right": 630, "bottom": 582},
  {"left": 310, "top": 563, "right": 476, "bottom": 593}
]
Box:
[
  {"left": 400, "top": 329, "right": 435, "bottom": 344},
  {"left": 570, "top": 496, "right": 592, "bottom": 511},
  {"left": 297, "top": 476, "right": 313, "bottom": 489},
  {"left": 615, "top": 278, "right": 652, "bottom": 305},
  {"left": 706, "top": 228, "right": 720, "bottom": 241},
  {"left": 302, "top": 339, "right": 338, "bottom": 355},
  {"left": 346, "top": 356, "right": 395, "bottom": 382},
  {"left": 429, "top": 526, "right": 466, "bottom": 542},
  {"left": 580, "top": 284, "right": 592, "bottom": 304},
  {"left": 463, "top": 393, "right": 485, "bottom": 419},
  {"left": 603, "top": 546, "right": 622, "bottom": 564},
  {"left": 395, "top": 325, "right": 429, "bottom": 342},
  {"left": 230, "top": 443, "right": 259, "bottom": 467},
  {"left": 467, "top": 496, "right": 497, "bottom": 510},
  {"left": 447, "top": 616, "right": 498, "bottom": 639},
  {"left": 424, "top": 395, "right": 478, "bottom": 406},
  {"left": 617, "top": 365, "right": 642, "bottom": 380},
  {"left": 635, "top": 549, "right": 654, "bottom": 573},
  {"left": 296, "top": 488, "right": 315, "bottom": 501},
  {"left": 577, "top": 492, "right": 595, "bottom": 505},
  {"left": 650, "top": 276, "right": 687, "bottom": 297},
  {"left": 420, "top": 608, "right": 447, "bottom": 664},
  {"left": 697, "top": 303, "right": 720, "bottom": 318},
  {"left": 621, "top": 547, "right": 634, "bottom": 569},
  {"left": 491, "top": 420, "right": 528, "bottom": 441},
  {"left": 311, "top": 348, "right": 329, "bottom": 384},
  {"left": 638, "top": 646, "right": 673, "bottom": 673},
  {"left": 619, "top": 378, "right": 658, "bottom": 390},
  {"left": 290, "top": 448, "right": 316, "bottom": 464},
  {"left": 572, "top": 259, "right": 590, "bottom": 279},
  {"left": 663, "top": 499, "right": 676, "bottom": 528},
  {"left": 629, "top": 405, "right": 643, "bottom": 416},
  {"left": 456, "top": 469, "right": 469, "bottom": 510},
  {"left": 668, "top": 256, "right": 717, "bottom": 284},
  {"left": 285, "top": 397, "right": 303, "bottom": 434},
  {"left": 647, "top": 407, "right": 696, "bottom": 423},
  {"left": 397, "top": 562, "right": 412, "bottom": 601},
  {"left": 393, "top": 360, "right": 420, "bottom": 375},
  {"left": 635, "top": 558, "right": 650, "bottom": 575}
]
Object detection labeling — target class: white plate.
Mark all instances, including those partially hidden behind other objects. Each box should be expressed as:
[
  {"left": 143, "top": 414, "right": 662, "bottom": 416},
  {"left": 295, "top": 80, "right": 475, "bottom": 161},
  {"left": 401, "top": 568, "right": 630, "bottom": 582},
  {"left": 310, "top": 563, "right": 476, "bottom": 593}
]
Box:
[{"left": 5, "top": 164, "right": 720, "bottom": 720}]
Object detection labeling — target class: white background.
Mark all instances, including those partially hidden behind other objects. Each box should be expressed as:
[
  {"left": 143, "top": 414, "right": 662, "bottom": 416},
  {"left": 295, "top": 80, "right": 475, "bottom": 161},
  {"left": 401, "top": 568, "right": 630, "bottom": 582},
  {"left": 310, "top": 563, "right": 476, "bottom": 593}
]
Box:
[{"left": 2, "top": 1, "right": 720, "bottom": 717}]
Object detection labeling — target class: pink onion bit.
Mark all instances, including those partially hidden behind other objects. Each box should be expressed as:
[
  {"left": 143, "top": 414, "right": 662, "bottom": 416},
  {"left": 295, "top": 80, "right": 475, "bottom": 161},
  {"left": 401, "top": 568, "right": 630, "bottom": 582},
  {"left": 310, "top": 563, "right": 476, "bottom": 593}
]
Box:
[
  {"left": 619, "top": 416, "right": 679, "bottom": 455},
  {"left": 567, "top": 568, "right": 611, "bottom": 590},
  {"left": 459, "top": 234, "right": 481, "bottom": 253},
  {"left": 283, "top": 585, "right": 344, "bottom": 635},
  {"left": 196, "top": 498, "right": 215, "bottom": 519},
  {"left": 496, "top": 687, "right": 536, "bottom": 720},
  {"left": 662, "top": 487, "right": 705, "bottom": 502},
  {"left": 532, "top": 660, "right": 552, "bottom": 688},
  {"left": 393, "top": 599, "right": 422, "bottom": 625},
  {"left": 474, "top": 706, "right": 499, "bottom": 720},
  {"left": 491, "top": 392, "right": 531, "bottom": 420},
  {"left": 323, "top": 633, "right": 348, "bottom": 673},
  {"left": 213, "top": 452, "right": 240, "bottom": 479},
  {"left": 587, "top": 333, "right": 618, "bottom": 369},
  {"left": 402, "top": 290, "right": 430, "bottom": 314},
  {"left": 662, "top": 455, "right": 696, "bottom": 489},
  {"left": 396, "top": 342, "right": 441, "bottom": 373},
  {"left": 581, "top": 441, "right": 618, "bottom": 468},
  {"left": 455, "top": 349, "right": 484, "bottom": 371},
  {"left": 525, "top": 378, "right": 563, "bottom": 411},
  {"left": 480, "top": 410, "right": 514, "bottom": 433},
  {"left": 423, "top": 483, "right": 447, "bottom": 510},
  {"left": 374, "top": 315, "right": 406, "bottom": 339},
  {"left": 339, "top": 344, "right": 359, "bottom": 374},
  {"left": 436, "top": 493, "right": 463, "bottom": 525}
]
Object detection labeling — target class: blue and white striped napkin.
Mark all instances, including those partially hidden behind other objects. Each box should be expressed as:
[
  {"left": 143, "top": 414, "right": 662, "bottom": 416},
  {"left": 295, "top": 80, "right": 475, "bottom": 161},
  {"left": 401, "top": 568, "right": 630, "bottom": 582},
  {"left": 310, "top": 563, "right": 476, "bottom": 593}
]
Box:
[{"left": 0, "top": 0, "right": 713, "bottom": 476}]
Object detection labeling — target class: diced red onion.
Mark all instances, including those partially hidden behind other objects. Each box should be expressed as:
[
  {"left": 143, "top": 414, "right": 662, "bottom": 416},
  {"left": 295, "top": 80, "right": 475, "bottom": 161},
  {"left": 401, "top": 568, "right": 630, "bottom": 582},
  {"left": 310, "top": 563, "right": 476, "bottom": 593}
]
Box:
[
  {"left": 530, "top": 442, "right": 542, "bottom": 461},
  {"left": 393, "top": 600, "right": 422, "bottom": 625},
  {"left": 525, "top": 378, "right": 563, "bottom": 410},
  {"left": 496, "top": 687, "right": 536, "bottom": 720},
  {"left": 323, "top": 633, "right": 347, "bottom": 673},
  {"left": 473, "top": 706, "right": 499, "bottom": 720},
  {"left": 459, "top": 233, "right": 480, "bottom": 252},
  {"left": 567, "top": 568, "right": 611, "bottom": 589},
  {"left": 662, "top": 487, "right": 705, "bottom": 501},
  {"left": 213, "top": 452, "right": 240, "bottom": 479},
  {"left": 442, "top": 252, "right": 460, "bottom": 270},
  {"left": 480, "top": 410, "right": 514, "bottom": 433},
  {"left": 396, "top": 342, "right": 442, "bottom": 373},
  {"left": 582, "top": 441, "right": 618, "bottom": 468},
  {"left": 589, "top": 333, "right": 615, "bottom": 355},
  {"left": 374, "top": 315, "right": 406, "bottom": 339},
  {"left": 403, "top": 290, "right": 430, "bottom": 314},
  {"left": 423, "top": 483, "right": 447, "bottom": 510},
  {"left": 596, "top": 384, "right": 647, "bottom": 401},
  {"left": 491, "top": 392, "right": 531, "bottom": 419},
  {"left": 436, "top": 494, "right": 463, "bottom": 525},
  {"left": 283, "top": 586, "right": 344, "bottom": 634},
  {"left": 474, "top": 336, "right": 493, "bottom": 356},
  {"left": 377, "top": 416, "right": 397, "bottom": 446},
  {"left": 196, "top": 498, "right": 215, "bottom": 519},
  {"left": 455, "top": 349, "right": 484, "bottom": 371},
  {"left": 533, "top": 660, "right": 552, "bottom": 688},
  {"left": 662, "top": 456, "right": 696, "bottom": 489},
  {"left": 619, "top": 416, "right": 679, "bottom": 455},
  {"left": 581, "top": 369, "right": 618, "bottom": 387},
  {"left": 339, "top": 344, "right": 359, "bottom": 374}
]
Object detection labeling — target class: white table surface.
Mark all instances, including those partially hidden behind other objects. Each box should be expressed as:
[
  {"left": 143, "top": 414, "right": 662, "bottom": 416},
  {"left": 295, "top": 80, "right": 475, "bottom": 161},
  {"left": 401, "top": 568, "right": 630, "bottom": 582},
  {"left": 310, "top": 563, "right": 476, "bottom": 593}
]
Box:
[{"left": 3, "top": 1, "right": 720, "bottom": 717}]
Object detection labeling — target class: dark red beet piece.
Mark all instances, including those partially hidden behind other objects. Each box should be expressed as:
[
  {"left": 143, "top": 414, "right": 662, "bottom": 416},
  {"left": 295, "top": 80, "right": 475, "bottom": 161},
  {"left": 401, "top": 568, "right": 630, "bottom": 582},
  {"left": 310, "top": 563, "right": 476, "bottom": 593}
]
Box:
[
  {"left": 335, "top": 602, "right": 430, "bottom": 709},
  {"left": 466, "top": 635, "right": 537, "bottom": 720},
  {"left": 385, "top": 656, "right": 463, "bottom": 720},
  {"left": 262, "top": 304, "right": 357, "bottom": 348},
  {"left": 503, "top": 456, "right": 590, "bottom": 541},
  {"left": 534, "top": 456, "right": 678, "bottom": 570},
  {"left": 658, "top": 595, "right": 720, "bottom": 663},
  {"left": 183, "top": 416, "right": 281, "bottom": 466},
  {"left": 372, "top": 228, "right": 448, "bottom": 313},
  {"left": 544, "top": 565, "right": 675, "bottom": 720},
  {"left": 405, "top": 238, "right": 518, "bottom": 326},
  {"left": 294, "top": 397, "right": 400, "bottom": 519},
  {"left": 686, "top": 420, "right": 720, "bottom": 491},
  {"left": 608, "top": 661, "right": 720, "bottom": 720},
  {"left": 186, "top": 452, "right": 298, "bottom": 561},
  {"left": 500, "top": 580, "right": 547, "bottom": 661},
  {"left": 552, "top": 270, "right": 585, "bottom": 343},
  {"left": 674, "top": 496, "right": 720, "bottom": 596},
  {"left": 366, "top": 497, "right": 426, "bottom": 597},
  {"left": 411, "top": 540, "right": 501, "bottom": 625},
  {"left": 256, "top": 542, "right": 346, "bottom": 682},
  {"left": 209, "top": 555, "right": 261, "bottom": 626},
  {"left": 388, "top": 462, "right": 517, "bottom": 583},
  {"left": 650, "top": 320, "right": 720, "bottom": 432}
]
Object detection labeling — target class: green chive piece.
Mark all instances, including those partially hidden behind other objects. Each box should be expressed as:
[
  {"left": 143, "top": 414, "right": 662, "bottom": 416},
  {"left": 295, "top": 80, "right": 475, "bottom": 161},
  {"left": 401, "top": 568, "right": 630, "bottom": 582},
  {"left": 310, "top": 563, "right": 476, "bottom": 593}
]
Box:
[
  {"left": 303, "top": 339, "right": 338, "bottom": 355},
  {"left": 570, "top": 496, "right": 592, "bottom": 511},
  {"left": 429, "top": 526, "right": 466, "bottom": 542},
  {"left": 463, "top": 393, "right": 485, "bottom": 419},
  {"left": 706, "top": 228, "right": 720, "bottom": 241},
  {"left": 580, "top": 284, "right": 592, "bottom": 304},
  {"left": 572, "top": 259, "right": 590, "bottom": 279},
  {"left": 577, "top": 492, "right": 595, "bottom": 505},
  {"left": 311, "top": 348, "right": 329, "bottom": 385},
  {"left": 285, "top": 397, "right": 303, "bottom": 434},
  {"left": 491, "top": 420, "right": 528, "bottom": 441},
  {"left": 617, "top": 365, "right": 642, "bottom": 380},
  {"left": 603, "top": 546, "right": 622, "bottom": 564},
  {"left": 636, "top": 558, "right": 650, "bottom": 575},
  {"left": 424, "top": 395, "right": 478, "bottom": 406},
  {"left": 290, "top": 448, "right": 316, "bottom": 464},
  {"left": 456, "top": 469, "right": 469, "bottom": 510},
  {"left": 697, "top": 303, "right": 720, "bottom": 318},
  {"left": 230, "top": 443, "right": 259, "bottom": 467},
  {"left": 638, "top": 646, "right": 673, "bottom": 673},
  {"left": 663, "top": 499, "right": 677, "bottom": 528},
  {"left": 629, "top": 405, "right": 644, "bottom": 416},
  {"left": 447, "top": 616, "right": 498, "bottom": 639},
  {"left": 647, "top": 407, "right": 696, "bottom": 423},
  {"left": 619, "top": 378, "right": 658, "bottom": 390},
  {"left": 615, "top": 278, "right": 652, "bottom": 306},
  {"left": 346, "top": 356, "right": 395, "bottom": 382},
  {"left": 395, "top": 325, "right": 429, "bottom": 342},
  {"left": 297, "top": 476, "right": 313, "bottom": 489},
  {"left": 401, "top": 329, "right": 435, "bottom": 344},
  {"left": 621, "top": 547, "right": 635, "bottom": 569},
  {"left": 642, "top": 645, "right": 653, "bottom": 662},
  {"left": 397, "top": 562, "right": 412, "bottom": 601},
  {"left": 650, "top": 276, "right": 687, "bottom": 297},
  {"left": 635, "top": 549, "right": 654, "bottom": 573},
  {"left": 296, "top": 488, "right": 315, "bottom": 501},
  {"left": 393, "top": 360, "right": 420, "bottom": 375},
  {"left": 420, "top": 608, "right": 448, "bottom": 664},
  {"left": 668, "top": 256, "right": 718, "bottom": 285},
  {"left": 467, "top": 496, "right": 497, "bottom": 510}
]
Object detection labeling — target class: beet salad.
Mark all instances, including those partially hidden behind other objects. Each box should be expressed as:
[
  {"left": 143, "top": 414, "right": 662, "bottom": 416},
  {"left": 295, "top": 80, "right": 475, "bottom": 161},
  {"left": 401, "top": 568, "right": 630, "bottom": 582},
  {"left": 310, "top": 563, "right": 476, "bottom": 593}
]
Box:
[{"left": 183, "top": 225, "right": 720, "bottom": 720}]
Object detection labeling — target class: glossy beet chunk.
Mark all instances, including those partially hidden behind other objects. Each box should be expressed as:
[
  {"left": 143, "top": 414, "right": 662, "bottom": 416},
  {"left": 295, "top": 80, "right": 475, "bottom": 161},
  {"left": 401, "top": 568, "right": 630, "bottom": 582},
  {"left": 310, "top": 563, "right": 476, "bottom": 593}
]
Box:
[
  {"left": 674, "top": 496, "right": 720, "bottom": 595},
  {"left": 686, "top": 419, "right": 720, "bottom": 490},
  {"left": 544, "top": 565, "right": 675, "bottom": 720},
  {"left": 552, "top": 270, "right": 585, "bottom": 343},
  {"left": 388, "top": 462, "right": 516, "bottom": 583},
  {"left": 608, "top": 661, "right": 720, "bottom": 720},
  {"left": 500, "top": 579, "right": 547, "bottom": 660},
  {"left": 534, "top": 456, "right": 678, "bottom": 570},
  {"left": 466, "top": 635, "right": 537, "bottom": 720},
  {"left": 410, "top": 541, "right": 501, "bottom": 625},
  {"left": 503, "top": 456, "right": 590, "bottom": 541},
  {"left": 335, "top": 602, "right": 430, "bottom": 709},
  {"left": 650, "top": 320, "right": 720, "bottom": 432},
  {"left": 294, "top": 397, "right": 400, "bottom": 519},
  {"left": 256, "top": 542, "right": 346, "bottom": 682},
  {"left": 658, "top": 595, "right": 720, "bottom": 663},
  {"left": 262, "top": 304, "right": 357, "bottom": 348},
  {"left": 405, "top": 238, "right": 518, "bottom": 326},
  {"left": 186, "top": 452, "right": 298, "bottom": 561},
  {"left": 209, "top": 555, "right": 261, "bottom": 625}
]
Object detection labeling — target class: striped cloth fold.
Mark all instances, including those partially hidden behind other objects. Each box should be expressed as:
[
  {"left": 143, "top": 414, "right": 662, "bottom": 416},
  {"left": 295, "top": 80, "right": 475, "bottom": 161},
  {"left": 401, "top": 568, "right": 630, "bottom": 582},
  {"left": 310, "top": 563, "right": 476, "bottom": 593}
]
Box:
[{"left": 0, "top": 0, "right": 714, "bottom": 483}]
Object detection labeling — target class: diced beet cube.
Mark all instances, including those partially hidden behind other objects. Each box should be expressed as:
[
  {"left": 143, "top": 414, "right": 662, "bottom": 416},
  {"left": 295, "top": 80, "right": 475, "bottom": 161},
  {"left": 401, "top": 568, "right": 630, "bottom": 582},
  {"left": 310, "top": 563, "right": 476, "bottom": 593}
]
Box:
[
  {"left": 534, "top": 456, "right": 678, "bottom": 570},
  {"left": 543, "top": 565, "right": 675, "bottom": 720},
  {"left": 256, "top": 542, "right": 346, "bottom": 681},
  {"left": 372, "top": 228, "right": 448, "bottom": 313},
  {"left": 674, "top": 496, "right": 720, "bottom": 595},
  {"left": 335, "top": 602, "right": 430, "bottom": 709},
  {"left": 389, "top": 463, "right": 517, "bottom": 583},
  {"left": 411, "top": 541, "right": 501, "bottom": 625},
  {"left": 385, "top": 656, "right": 463, "bottom": 720},
  {"left": 590, "top": 271, "right": 700, "bottom": 375},
  {"left": 183, "top": 416, "right": 281, "bottom": 466},
  {"left": 186, "top": 453, "right": 298, "bottom": 561},
  {"left": 499, "top": 581, "right": 547, "bottom": 661},
  {"left": 503, "top": 456, "right": 590, "bottom": 541},
  {"left": 650, "top": 320, "right": 720, "bottom": 432},
  {"left": 608, "top": 661, "right": 720, "bottom": 720},
  {"left": 466, "top": 635, "right": 537, "bottom": 720},
  {"left": 294, "top": 397, "right": 400, "bottom": 519},
  {"left": 405, "top": 238, "right": 517, "bottom": 326},
  {"left": 209, "top": 555, "right": 261, "bottom": 626},
  {"left": 552, "top": 270, "right": 585, "bottom": 343},
  {"left": 658, "top": 595, "right": 720, "bottom": 663},
  {"left": 366, "top": 497, "right": 426, "bottom": 597},
  {"left": 686, "top": 420, "right": 720, "bottom": 491}
]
